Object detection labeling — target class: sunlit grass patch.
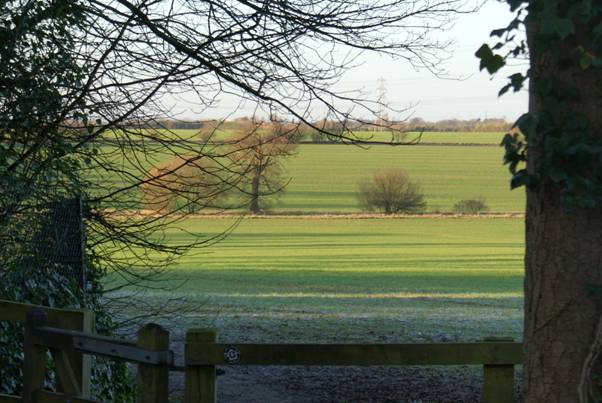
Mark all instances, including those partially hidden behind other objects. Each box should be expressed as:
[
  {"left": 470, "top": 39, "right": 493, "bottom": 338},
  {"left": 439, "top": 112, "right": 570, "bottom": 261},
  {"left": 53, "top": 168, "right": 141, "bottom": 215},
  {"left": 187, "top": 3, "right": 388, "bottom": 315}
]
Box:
[{"left": 109, "top": 216, "right": 524, "bottom": 342}]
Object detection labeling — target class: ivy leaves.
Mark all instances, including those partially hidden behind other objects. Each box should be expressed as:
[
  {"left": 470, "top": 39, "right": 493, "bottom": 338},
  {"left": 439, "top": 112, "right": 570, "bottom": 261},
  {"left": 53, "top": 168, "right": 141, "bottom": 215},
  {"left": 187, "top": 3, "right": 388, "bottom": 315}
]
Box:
[
  {"left": 475, "top": 9, "right": 528, "bottom": 96},
  {"left": 475, "top": 44, "right": 505, "bottom": 74},
  {"left": 501, "top": 114, "right": 536, "bottom": 190},
  {"left": 475, "top": 44, "right": 527, "bottom": 96},
  {"left": 499, "top": 73, "right": 528, "bottom": 96}
]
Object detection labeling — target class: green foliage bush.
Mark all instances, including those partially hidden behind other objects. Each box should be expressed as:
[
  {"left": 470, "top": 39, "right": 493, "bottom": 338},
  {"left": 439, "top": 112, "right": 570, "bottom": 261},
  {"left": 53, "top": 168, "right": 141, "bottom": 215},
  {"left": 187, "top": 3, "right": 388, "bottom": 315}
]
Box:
[{"left": 452, "top": 197, "right": 489, "bottom": 214}]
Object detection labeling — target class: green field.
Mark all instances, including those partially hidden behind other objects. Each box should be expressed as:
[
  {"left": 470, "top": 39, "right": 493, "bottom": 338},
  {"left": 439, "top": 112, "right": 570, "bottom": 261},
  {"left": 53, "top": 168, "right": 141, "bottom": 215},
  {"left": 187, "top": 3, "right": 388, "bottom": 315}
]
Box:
[
  {"left": 278, "top": 144, "right": 522, "bottom": 212},
  {"left": 112, "top": 216, "right": 524, "bottom": 343},
  {"left": 192, "top": 129, "right": 505, "bottom": 145},
  {"left": 96, "top": 141, "right": 523, "bottom": 213},
  {"left": 102, "top": 131, "right": 526, "bottom": 344},
  {"left": 350, "top": 131, "right": 505, "bottom": 145},
  {"left": 106, "top": 129, "right": 505, "bottom": 144}
]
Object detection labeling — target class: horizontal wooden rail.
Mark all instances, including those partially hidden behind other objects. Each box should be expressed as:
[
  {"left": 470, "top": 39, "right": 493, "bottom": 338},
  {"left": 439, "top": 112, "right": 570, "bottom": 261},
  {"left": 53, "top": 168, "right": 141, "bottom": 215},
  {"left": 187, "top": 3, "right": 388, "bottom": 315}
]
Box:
[
  {"left": 3, "top": 302, "right": 522, "bottom": 403},
  {"left": 186, "top": 342, "right": 523, "bottom": 366},
  {"left": 31, "top": 325, "right": 173, "bottom": 365},
  {"left": 0, "top": 299, "right": 89, "bottom": 330},
  {"left": 0, "top": 393, "right": 22, "bottom": 402}
]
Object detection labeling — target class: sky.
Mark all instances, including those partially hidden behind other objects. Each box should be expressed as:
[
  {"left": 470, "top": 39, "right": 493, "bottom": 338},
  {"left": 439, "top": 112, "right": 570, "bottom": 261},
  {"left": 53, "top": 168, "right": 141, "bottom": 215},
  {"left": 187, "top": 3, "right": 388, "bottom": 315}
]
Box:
[
  {"left": 366, "top": 0, "right": 529, "bottom": 122},
  {"left": 171, "top": 1, "right": 528, "bottom": 123}
]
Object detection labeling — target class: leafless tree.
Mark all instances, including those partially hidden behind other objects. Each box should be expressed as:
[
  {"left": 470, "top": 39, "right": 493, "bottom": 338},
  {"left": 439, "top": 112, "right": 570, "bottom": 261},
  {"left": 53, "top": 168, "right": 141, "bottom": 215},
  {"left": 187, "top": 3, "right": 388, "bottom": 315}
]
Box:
[
  {"left": 225, "top": 118, "right": 298, "bottom": 213},
  {"left": 357, "top": 168, "right": 426, "bottom": 214}
]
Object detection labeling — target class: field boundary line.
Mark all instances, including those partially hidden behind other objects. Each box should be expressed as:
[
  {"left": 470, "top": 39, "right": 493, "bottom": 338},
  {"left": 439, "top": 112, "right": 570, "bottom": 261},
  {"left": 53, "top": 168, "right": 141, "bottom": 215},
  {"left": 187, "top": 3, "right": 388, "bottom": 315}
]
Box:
[{"left": 108, "top": 210, "right": 525, "bottom": 220}]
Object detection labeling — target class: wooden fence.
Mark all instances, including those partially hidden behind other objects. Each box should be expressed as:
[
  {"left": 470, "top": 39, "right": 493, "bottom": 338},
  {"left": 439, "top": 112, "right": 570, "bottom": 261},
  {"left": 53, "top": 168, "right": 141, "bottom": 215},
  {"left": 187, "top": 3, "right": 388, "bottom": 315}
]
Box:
[
  {"left": 0, "top": 301, "right": 173, "bottom": 403},
  {"left": 0, "top": 299, "right": 523, "bottom": 403},
  {"left": 184, "top": 329, "right": 522, "bottom": 403},
  {"left": 0, "top": 300, "right": 94, "bottom": 402}
]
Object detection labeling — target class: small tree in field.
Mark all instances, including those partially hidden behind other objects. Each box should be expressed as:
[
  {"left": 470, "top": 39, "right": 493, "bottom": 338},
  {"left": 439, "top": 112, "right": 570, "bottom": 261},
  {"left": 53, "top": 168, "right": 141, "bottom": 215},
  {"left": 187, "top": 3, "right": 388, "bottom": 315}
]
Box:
[
  {"left": 140, "top": 155, "right": 233, "bottom": 214},
  {"left": 357, "top": 168, "right": 426, "bottom": 214},
  {"left": 227, "top": 119, "right": 298, "bottom": 214}
]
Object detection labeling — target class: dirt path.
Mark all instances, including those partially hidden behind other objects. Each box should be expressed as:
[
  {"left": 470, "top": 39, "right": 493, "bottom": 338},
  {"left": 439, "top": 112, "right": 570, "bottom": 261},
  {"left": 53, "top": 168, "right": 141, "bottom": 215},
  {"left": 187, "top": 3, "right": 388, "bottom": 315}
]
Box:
[{"left": 168, "top": 364, "right": 521, "bottom": 402}]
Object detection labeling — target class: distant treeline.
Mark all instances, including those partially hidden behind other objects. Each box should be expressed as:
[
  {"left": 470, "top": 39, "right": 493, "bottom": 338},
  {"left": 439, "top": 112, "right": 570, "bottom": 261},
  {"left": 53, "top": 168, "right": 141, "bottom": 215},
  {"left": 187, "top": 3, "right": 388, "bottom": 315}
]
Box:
[
  {"left": 128, "top": 116, "right": 511, "bottom": 133},
  {"left": 389, "top": 117, "right": 511, "bottom": 132}
]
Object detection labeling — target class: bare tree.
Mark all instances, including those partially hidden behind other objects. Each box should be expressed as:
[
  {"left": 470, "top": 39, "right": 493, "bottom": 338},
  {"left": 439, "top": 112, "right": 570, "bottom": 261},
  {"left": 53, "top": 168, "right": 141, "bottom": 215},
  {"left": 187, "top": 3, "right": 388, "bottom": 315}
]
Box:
[
  {"left": 139, "top": 153, "right": 232, "bottom": 214},
  {"left": 226, "top": 118, "right": 298, "bottom": 213},
  {"left": 358, "top": 168, "right": 427, "bottom": 214}
]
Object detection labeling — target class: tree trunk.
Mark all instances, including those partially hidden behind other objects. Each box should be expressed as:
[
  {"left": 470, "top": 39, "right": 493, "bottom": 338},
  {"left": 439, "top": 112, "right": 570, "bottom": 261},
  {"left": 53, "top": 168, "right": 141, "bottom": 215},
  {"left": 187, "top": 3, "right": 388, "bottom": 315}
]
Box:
[
  {"left": 524, "top": 186, "right": 602, "bottom": 402},
  {"left": 524, "top": 10, "right": 602, "bottom": 402},
  {"left": 249, "top": 165, "right": 262, "bottom": 214}
]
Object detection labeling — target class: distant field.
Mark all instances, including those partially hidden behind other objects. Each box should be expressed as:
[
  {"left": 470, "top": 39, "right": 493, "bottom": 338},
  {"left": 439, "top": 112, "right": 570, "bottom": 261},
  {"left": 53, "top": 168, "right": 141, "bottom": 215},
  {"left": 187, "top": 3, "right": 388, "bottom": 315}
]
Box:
[
  {"left": 111, "top": 216, "right": 524, "bottom": 342},
  {"left": 103, "top": 129, "right": 505, "bottom": 144},
  {"left": 93, "top": 141, "right": 523, "bottom": 213},
  {"left": 103, "top": 128, "right": 236, "bottom": 140},
  {"left": 350, "top": 131, "right": 505, "bottom": 145},
  {"left": 279, "top": 144, "right": 522, "bottom": 213}
]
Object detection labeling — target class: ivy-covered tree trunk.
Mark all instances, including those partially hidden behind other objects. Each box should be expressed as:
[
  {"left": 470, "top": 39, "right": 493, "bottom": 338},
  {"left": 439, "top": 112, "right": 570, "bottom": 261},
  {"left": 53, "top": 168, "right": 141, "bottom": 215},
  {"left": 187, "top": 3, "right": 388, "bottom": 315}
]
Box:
[{"left": 524, "top": 8, "right": 602, "bottom": 401}]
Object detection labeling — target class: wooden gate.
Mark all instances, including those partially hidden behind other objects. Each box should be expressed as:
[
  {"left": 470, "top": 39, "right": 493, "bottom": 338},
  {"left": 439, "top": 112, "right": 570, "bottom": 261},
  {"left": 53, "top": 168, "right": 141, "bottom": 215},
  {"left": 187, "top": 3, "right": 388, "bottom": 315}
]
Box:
[
  {"left": 184, "top": 329, "right": 522, "bottom": 403},
  {"left": 0, "top": 301, "right": 173, "bottom": 403},
  {"left": 0, "top": 300, "right": 522, "bottom": 403}
]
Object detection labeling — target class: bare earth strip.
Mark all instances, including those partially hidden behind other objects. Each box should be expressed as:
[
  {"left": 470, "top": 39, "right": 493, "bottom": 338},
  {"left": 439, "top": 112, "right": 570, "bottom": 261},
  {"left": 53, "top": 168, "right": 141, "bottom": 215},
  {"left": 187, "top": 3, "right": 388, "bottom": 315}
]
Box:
[{"left": 114, "top": 210, "right": 525, "bottom": 219}]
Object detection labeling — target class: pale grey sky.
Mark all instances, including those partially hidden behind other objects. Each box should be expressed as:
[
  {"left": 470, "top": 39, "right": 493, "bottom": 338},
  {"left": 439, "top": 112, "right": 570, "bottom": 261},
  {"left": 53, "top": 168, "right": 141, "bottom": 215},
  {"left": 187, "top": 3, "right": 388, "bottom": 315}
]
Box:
[
  {"left": 169, "top": 1, "right": 527, "bottom": 122},
  {"left": 369, "top": 0, "right": 528, "bottom": 121}
]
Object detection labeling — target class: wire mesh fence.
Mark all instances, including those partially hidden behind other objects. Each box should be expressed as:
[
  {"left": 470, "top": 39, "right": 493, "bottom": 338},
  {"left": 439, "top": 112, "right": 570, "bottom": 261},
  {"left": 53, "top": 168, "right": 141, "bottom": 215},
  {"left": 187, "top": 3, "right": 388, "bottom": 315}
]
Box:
[{"left": 33, "top": 196, "right": 86, "bottom": 288}]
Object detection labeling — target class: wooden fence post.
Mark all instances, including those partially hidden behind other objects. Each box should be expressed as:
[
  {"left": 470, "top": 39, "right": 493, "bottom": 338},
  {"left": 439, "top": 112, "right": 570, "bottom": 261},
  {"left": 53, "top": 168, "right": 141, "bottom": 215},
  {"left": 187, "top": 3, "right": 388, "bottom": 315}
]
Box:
[
  {"left": 136, "top": 324, "right": 170, "bottom": 403},
  {"left": 185, "top": 329, "right": 217, "bottom": 403},
  {"left": 57, "top": 308, "right": 94, "bottom": 398},
  {"left": 23, "top": 308, "right": 48, "bottom": 403},
  {"left": 78, "top": 308, "right": 94, "bottom": 398},
  {"left": 482, "top": 337, "right": 515, "bottom": 403}
]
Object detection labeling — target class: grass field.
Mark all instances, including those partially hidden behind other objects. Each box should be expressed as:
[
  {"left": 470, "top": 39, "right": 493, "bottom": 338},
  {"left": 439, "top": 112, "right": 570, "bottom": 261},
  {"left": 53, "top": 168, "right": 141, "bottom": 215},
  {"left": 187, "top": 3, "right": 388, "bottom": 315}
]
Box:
[
  {"left": 106, "top": 129, "right": 505, "bottom": 144},
  {"left": 101, "top": 130, "right": 525, "bottom": 346},
  {"left": 112, "top": 216, "right": 524, "bottom": 343},
  {"left": 279, "top": 144, "right": 522, "bottom": 212},
  {"left": 350, "top": 131, "right": 505, "bottom": 145},
  {"left": 96, "top": 141, "right": 523, "bottom": 213}
]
